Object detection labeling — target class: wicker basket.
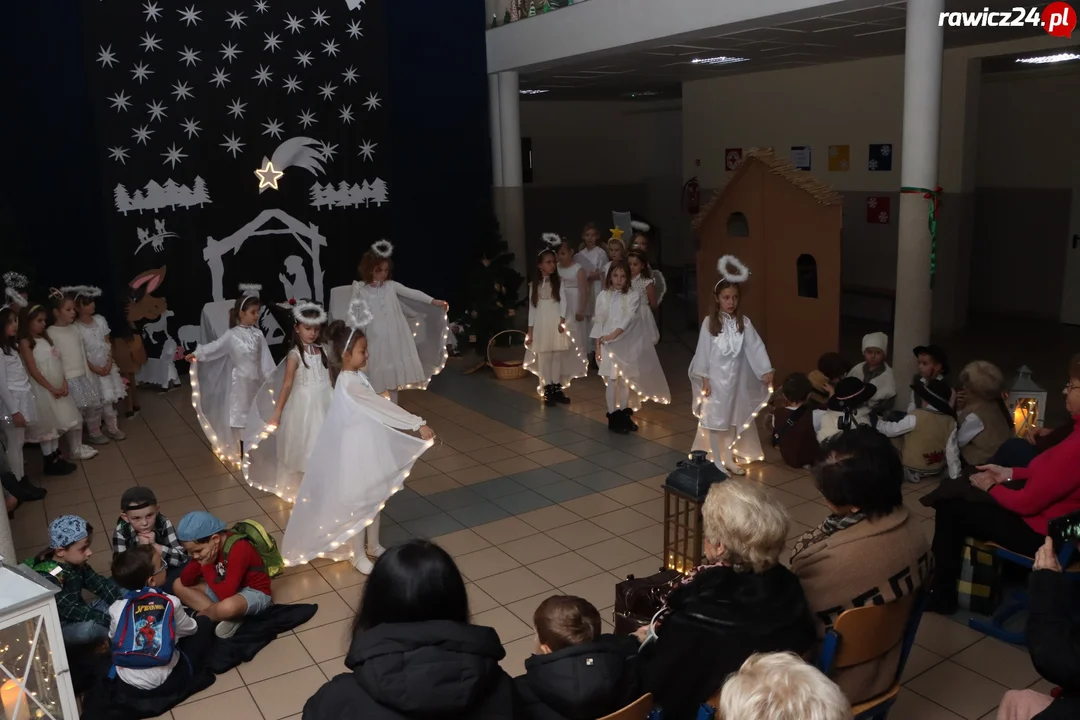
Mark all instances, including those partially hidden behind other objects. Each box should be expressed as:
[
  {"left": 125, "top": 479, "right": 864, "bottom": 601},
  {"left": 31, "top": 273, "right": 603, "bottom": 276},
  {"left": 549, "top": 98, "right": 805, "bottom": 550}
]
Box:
[{"left": 487, "top": 330, "right": 528, "bottom": 380}]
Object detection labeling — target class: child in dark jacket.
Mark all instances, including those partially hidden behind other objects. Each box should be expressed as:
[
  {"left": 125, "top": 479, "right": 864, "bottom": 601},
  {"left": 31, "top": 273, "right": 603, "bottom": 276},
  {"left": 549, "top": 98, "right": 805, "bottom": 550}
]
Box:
[
  {"left": 771, "top": 373, "right": 820, "bottom": 469},
  {"left": 515, "top": 595, "right": 641, "bottom": 720}
]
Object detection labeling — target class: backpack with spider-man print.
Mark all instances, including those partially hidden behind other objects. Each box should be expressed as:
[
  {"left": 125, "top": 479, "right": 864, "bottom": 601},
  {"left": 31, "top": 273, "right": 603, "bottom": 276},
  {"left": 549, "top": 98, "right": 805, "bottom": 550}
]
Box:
[{"left": 111, "top": 588, "right": 176, "bottom": 668}]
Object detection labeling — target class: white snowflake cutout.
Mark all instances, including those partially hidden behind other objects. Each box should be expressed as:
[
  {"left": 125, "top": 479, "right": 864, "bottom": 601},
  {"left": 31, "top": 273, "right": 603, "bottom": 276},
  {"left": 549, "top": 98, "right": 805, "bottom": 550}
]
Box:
[
  {"left": 878, "top": 211, "right": 889, "bottom": 223},
  {"left": 867, "top": 197, "right": 877, "bottom": 209},
  {"left": 868, "top": 158, "right": 879, "bottom": 171}
]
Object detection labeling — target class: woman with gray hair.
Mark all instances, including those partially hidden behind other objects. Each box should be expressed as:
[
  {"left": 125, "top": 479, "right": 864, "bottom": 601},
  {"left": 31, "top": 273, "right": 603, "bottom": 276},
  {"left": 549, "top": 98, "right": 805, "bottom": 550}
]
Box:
[{"left": 640, "top": 479, "right": 816, "bottom": 720}]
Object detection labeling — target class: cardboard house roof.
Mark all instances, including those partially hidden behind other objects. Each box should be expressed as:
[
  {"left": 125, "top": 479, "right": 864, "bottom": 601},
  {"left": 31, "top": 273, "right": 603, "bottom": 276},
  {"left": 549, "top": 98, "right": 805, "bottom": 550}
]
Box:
[{"left": 692, "top": 147, "right": 843, "bottom": 232}]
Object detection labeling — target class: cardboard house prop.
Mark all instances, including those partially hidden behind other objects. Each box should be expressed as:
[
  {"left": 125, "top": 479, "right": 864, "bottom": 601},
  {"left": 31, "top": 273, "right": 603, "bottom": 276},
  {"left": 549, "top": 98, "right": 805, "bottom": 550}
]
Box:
[{"left": 693, "top": 148, "right": 843, "bottom": 380}]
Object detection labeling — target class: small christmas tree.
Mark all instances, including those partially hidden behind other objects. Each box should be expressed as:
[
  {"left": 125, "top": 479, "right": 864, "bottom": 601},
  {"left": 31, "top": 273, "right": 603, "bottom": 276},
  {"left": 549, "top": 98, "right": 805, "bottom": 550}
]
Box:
[
  {"left": 528, "top": 1, "right": 537, "bottom": 17},
  {"left": 491, "top": 13, "right": 498, "bottom": 28},
  {"left": 457, "top": 214, "right": 525, "bottom": 356},
  {"left": 541, "top": 0, "right": 551, "bottom": 11}
]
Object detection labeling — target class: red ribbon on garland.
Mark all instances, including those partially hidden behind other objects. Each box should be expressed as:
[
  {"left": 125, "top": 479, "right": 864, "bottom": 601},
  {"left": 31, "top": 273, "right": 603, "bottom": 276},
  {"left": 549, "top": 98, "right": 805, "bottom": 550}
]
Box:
[{"left": 900, "top": 186, "right": 942, "bottom": 289}]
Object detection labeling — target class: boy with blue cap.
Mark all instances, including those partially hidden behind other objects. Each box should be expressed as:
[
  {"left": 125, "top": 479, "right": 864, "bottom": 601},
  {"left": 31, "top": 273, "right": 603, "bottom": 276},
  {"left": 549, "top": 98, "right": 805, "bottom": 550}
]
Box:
[{"left": 173, "top": 511, "right": 272, "bottom": 638}]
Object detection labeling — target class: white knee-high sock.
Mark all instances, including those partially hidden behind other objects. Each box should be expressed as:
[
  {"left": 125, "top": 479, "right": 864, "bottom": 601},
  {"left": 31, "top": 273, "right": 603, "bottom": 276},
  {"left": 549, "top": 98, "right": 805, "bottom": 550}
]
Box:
[
  {"left": 40, "top": 438, "right": 60, "bottom": 456},
  {"left": 708, "top": 429, "right": 737, "bottom": 470},
  {"left": 366, "top": 513, "right": 381, "bottom": 553},
  {"left": 3, "top": 425, "right": 25, "bottom": 477}
]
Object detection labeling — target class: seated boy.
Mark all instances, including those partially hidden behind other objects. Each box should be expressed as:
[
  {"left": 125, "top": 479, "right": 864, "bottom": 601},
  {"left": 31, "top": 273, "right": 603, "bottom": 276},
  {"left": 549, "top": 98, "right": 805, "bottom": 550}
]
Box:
[
  {"left": 108, "top": 546, "right": 213, "bottom": 694},
  {"left": 771, "top": 373, "right": 819, "bottom": 469},
  {"left": 27, "top": 516, "right": 122, "bottom": 646},
  {"left": 847, "top": 332, "right": 896, "bottom": 415},
  {"left": 515, "top": 595, "right": 640, "bottom": 720},
  {"left": 906, "top": 344, "right": 950, "bottom": 412},
  {"left": 813, "top": 377, "right": 877, "bottom": 444},
  {"left": 173, "top": 511, "right": 272, "bottom": 638},
  {"left": 113, "top": 486, "right": 189, "bottom": 591},
  {"left": 808, "top": 352, "right": 852, "bottom": 406},
  {"left": 875, "top": 378, "right": 961, "bottom": 484}
]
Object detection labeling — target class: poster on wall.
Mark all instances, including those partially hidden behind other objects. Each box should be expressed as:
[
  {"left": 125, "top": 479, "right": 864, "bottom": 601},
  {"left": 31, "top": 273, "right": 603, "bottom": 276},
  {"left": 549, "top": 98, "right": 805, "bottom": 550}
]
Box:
[
  {"left": 827, "top": 145, "right": 850, "bottom": 172},
  {"left": 868, "top": 143, "right": 893, "bottom": 171},
  {"left": 724, "top": 148, "right": 743, "bottom": 171},
  {"left": 790, "top": 146, "right": 812, "bottom": 171},
  {"left": 866, "top": 196, "right": 891, "bottom": 224},
  {"left": 81, "top": 1, "right": 390, "bottom": 376}
]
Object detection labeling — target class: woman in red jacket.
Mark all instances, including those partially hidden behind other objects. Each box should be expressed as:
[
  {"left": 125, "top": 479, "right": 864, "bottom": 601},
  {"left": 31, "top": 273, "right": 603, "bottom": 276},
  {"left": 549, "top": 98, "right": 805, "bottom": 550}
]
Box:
[{"left": 927, "top": 355, "right": 1080, "bottom": 615}]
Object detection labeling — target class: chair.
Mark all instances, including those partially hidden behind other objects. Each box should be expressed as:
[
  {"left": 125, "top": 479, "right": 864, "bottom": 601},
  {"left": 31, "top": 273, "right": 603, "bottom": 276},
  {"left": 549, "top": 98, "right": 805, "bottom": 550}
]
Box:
[
  {"left": 816, "top": 591, "right": 927, "bottom": 720},
  {"left": 596, "top": 693, "right": 652, "bottom": 720}
]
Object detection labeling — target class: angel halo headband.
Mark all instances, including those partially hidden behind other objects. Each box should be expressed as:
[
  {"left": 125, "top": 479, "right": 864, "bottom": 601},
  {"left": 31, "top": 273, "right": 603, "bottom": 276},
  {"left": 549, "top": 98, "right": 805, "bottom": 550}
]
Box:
[
  {"left": 238, "top": 283, "right": 262, "bottom": 305},
  {"left": 371, "top": 239, "right": 394, "bottom": 259},
  {"left": 630, "top": 220, "right": 651, "bottom": 233},
  {"left": 714, "top": 255, "right": 751, "bottom": 291},
  {"left": 538, "top": 232, "right": 563, "bottom": 256},
  {"left": 3, "top": 272, "right": 28, "bottom": 290},
  {"left": 292, "top": 301, "right": 328, "bottom": 326},
  {"left": 2, "top": 287, "right": 27, "bottom": 311},
  {"left": 345, "top": 296, "right": 374, "bottom": 350},
  {"left": 60, "top": 285, "right": 102, "bottom": 302}
]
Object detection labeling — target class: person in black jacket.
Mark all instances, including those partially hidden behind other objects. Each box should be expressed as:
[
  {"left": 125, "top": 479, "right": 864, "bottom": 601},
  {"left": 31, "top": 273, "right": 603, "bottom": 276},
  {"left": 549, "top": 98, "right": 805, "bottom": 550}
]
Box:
[
  {"left": 302, "top": 539, "right": 518, "bottom": 720},
  {"left": 995, "top": 537, "right": 1080, "bottom": 720},
  {"left": 515, "top": 595, "right": 641, "bottom": 720},
  {"left": 638, "top": 479, "right": 817, "bottom": 720}
]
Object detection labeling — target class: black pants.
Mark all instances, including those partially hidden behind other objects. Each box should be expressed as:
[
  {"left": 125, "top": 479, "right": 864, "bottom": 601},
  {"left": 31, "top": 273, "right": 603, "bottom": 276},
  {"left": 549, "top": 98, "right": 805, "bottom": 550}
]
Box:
[{"left": 931, "top": 497, "right": 1044, "bottom": 599}]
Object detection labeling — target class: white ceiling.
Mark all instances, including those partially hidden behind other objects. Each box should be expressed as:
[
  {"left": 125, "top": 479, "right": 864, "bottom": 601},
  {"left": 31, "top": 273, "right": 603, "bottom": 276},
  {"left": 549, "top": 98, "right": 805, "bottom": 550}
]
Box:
[{"left": 519, "top": 0, "right": 1061, "bottom": 99}]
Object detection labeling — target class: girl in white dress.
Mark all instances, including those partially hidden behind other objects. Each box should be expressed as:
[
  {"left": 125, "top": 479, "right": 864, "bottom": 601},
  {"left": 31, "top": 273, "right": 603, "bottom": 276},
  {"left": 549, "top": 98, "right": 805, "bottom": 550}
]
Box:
[
  {"left": 630, "top": 224, "right": 667, "bottom": 307},
  {"left": 601, "top": 237, "right": 626, "bottom": 289},
  {"left": 281, "top": 302, "right": 435, "bottom": 574},
  {"left": 345, "top": 241, "right": 449, "bottom": 404},
  {"left": 592, "top": 262, "right": 671, "bottom": 434},
  {"left": 574, "top": 223, "right": 609, "bottom": 364},
  {"left": 555, "top": 237, "right": 589, "bottom": 371},
  {"left": 690, "top": 256, "right": 775, "bottom": 475},
  {"left": 526, "top": 246, "right": 588, "bottom": 405},
  {"left": 46, "top": 289, "right": 102, "bottom": 458},
  {"left": 628, "top": 250, "right": 660, "bottom": 346},
  {"left": 1, "top": 296, "right": 47, "bottom": 502},
  {"left": 71, "top": 287, "right": 126, "bottom": 442},
  {"left": 187, "top": 285, "right": 275, "bottom": 470},
  {"left": 19, "top": 303, "right": 83, "bottom": 472},
  {"left": 242, "top": 302, "right": 333, "bottom": 501}
]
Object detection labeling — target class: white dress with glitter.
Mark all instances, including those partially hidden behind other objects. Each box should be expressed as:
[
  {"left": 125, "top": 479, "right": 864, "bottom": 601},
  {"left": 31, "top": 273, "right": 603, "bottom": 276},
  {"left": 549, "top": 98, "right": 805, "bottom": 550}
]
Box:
[
  {"left": 0, "top": 350, "right": 50, "bottom": 441},
  {"left": 280, "top": 370, "right": 432, "bottom": 565},
  {"left": 591, "top": 289, "right": 670, "bottom": 408},
  {"left": 76, "top": 316, "right": 127, "bottom": 403},
  {"left": 630, "top": 276, "right": 661, "bottom": 346},
  {"left": 46, "top": 325, "right": 102, "bottom": 410}
]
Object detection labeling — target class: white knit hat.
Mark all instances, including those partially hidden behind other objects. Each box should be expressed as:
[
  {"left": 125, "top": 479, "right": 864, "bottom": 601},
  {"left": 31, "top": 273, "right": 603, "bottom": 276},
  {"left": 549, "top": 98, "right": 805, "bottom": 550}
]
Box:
[{"left": 862, "top": 332, "right": 889, "bottom": 353}]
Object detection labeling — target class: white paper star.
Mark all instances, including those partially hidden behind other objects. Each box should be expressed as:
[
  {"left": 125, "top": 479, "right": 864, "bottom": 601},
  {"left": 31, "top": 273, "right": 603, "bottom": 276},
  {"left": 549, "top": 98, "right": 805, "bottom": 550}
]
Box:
[
  {"left": 178, "top": 5, "right": 201, "bottom": 26},
  {"left": 221, "top": 42, "right": 242, "bottom": 63},
  {"left": 346, "top": 20, "right": 363, "bottom": 38},
  {"left": 108, "top": 146, "right": 129, "bottom": 164},
  {"left": 312, "top": 8, "right": 330, "bottom": 26},
  {"left": 226, "top": 11, "right": 248, "bottom": 29},
  {"left": 297, "top": 109, "right": 317, "bottom": 128},
  {"left": 181, "top": 117, "right": 201, "bottom": 138},
  {"left": 221, "top": 133, "right": 246, "bottom": 158},
  {"left": 210, "top": 68, "right": 231, "bottom": 88},
  {"left": 295, "top": 51, "right": 313, "bottom": 67},
  {"left": 108, "top": 91, "right": 131, "bottom": 112},
  {"left": 254, "top": 0, "right": 269, "bottom": 12},
  {"left": 227, "top": 98, "right": 247, "bottom": 119},
  {"left": 255, "top": 160, "right": 285, "bottom": 190},
  {"left": 97, "top": 45, "right": 117, "bottom": 68},
  {"left": 321, "top": 39, "right": 340, "bottom": 57},
  {"left": 162, "top": 143, "right": 187, "bottom": 168},
  {"left": 139, "top": 33, "right": 162, "bottom": 52},
  {"left": 318, "top": 142, "right": 338, "bottom": 162},
  {"left": 142, "top": 1, "right": 162, "bottom": 22},
  {"left": 318, "top": 83, "right": 337, "bottom": 101},
  {"left": 132, "top": 125, "right": 153, "bottom": 145},
  {"left": 358, "top": 139, "right": 377, "bottom": 161},
  {"left": 264, "top": 32, "right": 282, "bottom": 52},
  {"left": 131, "top": 62, "right": 154, "bottom": 84},
  {"left": 171, "top": 80, "right": 193, "bottom": 101},
  {"left": 262, "top": 119, "right": 284, "bottom": 139},
  {"left": 146, "top": 100, "right": 167, "bottom": 122},
  {"left": 338, "top": 105, "right": 354, "bottom": 124},
  {"left": 363, "top": 93, "right": 382, "bottom": 111},
  {"left": 253, "top": 65, "right": 273, "bottom": 87},
  {"left": 284, "top": 13, "right": 304, "bottom": 33},
  {"left": 284, "top": 75, "right": 302, "bottom": 94},
  {"left": 178, "top": 47, "right": 200, "bottom": 67},
  {"left": 342, "top": 66, "right": 359, "bottom": 84}
]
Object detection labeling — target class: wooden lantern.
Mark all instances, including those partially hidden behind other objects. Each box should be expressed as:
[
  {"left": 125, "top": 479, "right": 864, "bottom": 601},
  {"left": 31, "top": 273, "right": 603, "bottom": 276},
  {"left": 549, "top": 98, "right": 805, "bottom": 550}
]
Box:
[
  {"left": 662, "top": 451, "right": 725, "bottom": 573},
  {"left": 1007, "top": 366, "right": 1047, "bottom": 439}
]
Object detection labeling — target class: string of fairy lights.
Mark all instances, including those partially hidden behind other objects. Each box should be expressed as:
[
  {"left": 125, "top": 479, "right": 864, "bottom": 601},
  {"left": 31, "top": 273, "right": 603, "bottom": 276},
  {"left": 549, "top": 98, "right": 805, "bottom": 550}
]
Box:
[
  {"left": 600, "top": 349, "right": 671, "bottom": 408},
  {"left": 691, "top": 384, "right": 775, "bottom": 465},
  {"left": 521, "top": 321, "right": 590, "bottom": 397},
  {"left": 0, "top": 614, "right": 64, "bottom": 720}
]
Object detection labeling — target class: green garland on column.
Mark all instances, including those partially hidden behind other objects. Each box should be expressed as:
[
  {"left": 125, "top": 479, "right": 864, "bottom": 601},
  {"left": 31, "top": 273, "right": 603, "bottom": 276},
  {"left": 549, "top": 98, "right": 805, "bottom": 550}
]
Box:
[{"left": 900, "top": 186, "right": 942, "bottom": 289}]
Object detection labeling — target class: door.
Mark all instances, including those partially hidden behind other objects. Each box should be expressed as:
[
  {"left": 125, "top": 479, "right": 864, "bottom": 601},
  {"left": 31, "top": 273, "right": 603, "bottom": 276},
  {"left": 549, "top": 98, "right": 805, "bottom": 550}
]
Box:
[{"left": 1060, "top": 163, "right": 1080, "bottom": 325}]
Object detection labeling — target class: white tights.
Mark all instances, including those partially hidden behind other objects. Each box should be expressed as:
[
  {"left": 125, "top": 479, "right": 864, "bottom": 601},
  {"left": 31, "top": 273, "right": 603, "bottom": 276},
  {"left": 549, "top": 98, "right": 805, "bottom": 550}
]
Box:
[
  {"left": 64, "top": 427, "right": 82, "bottom": 454},
  {"left": 3, "top": 425, "right": 24, "bottom": 478},
  {"left": 537, "top": 352, "right": 566, "bottom": 388},
  {"left": 41, "top": 438, "right": 60, "bottom": 456},
  {"left": 605, "top": 378, "right": 629, "bottom": 413},
  {"left": 695, "top": 424, "right": 765, "bottom": 470}
]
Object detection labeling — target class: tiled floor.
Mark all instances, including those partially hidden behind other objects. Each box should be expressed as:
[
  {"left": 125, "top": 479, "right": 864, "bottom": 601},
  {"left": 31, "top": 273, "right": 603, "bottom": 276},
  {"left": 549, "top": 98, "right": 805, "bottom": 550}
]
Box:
[{"left": 8, "top": 344, "right": 1050, "bottom": 720}]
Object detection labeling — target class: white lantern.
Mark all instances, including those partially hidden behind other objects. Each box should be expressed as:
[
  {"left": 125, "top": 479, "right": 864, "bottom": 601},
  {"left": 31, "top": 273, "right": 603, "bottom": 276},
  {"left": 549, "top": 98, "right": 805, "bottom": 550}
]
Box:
[
  {"left": 1007, "top": 366, "right": 1047, "bottom": 439},
  {"left": 0, "top": 558, "right": 79, "bottom": 720}
]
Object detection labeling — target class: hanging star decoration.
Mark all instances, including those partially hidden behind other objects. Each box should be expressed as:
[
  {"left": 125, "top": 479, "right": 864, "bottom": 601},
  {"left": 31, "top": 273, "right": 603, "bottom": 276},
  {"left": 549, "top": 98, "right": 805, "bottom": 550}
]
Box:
[{"left": 255, "top": 160, "right": 285, "bottom": 190}]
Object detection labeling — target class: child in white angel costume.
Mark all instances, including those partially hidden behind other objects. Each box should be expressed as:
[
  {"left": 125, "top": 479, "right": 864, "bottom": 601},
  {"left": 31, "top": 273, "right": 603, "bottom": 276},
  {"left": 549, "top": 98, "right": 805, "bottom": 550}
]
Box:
[
  {"left": 554, "top": 236, "right": 590, "bottom": 370},
  {"left": 330, "top": 240, "right": 449, "bottom": 405},
  {"left": 592, "top": 261, "right": 670, "bottom": 434},
  {"left": 242, "top": 302, "right": 333, "bottom": 501},
  {"left": 627, "top": 250, "right": 661, "bottom": 346},
  {"left": 281, "top": 298, "right": 436, "bottom": 574},
  {"left": 526, "top": 242, "right": 588, "bottom": 405},
  {"left": 71, "top": 286, "right": 127, "bottom": 442},
  {"left": 187, "top": 285, "right": 275, "bottom": 469},
  {"left": 690, "top": 256, "right": 775, "bottom": 475}
]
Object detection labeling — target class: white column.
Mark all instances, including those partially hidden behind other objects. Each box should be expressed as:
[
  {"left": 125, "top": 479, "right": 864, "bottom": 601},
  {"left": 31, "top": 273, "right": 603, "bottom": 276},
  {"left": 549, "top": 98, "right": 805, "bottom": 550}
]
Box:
[
  {"left": 892, "top": 0, "right": 944, "bottom": 408},
  {"left": 498, "top": 71, "right": 526, "bottom": 276},
  {"left": 488, "top": 74, "right": 503, "bottom": 188}
]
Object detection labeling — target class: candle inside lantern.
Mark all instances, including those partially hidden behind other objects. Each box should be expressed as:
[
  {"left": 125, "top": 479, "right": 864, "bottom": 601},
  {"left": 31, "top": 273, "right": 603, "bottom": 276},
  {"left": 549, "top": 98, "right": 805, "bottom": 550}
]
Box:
[{"left": 1, "top": 679, "right": 31, "bottom": 720}]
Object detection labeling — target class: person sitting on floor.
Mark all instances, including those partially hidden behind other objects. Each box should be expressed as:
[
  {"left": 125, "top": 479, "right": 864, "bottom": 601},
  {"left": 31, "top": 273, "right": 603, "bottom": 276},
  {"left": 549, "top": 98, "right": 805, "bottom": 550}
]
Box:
[
  {"left": 172, "top": 511, "right": 273, "bottom": 639},
  {"left": 790, "top": 427, "right": 931, "bottom": 705},
  {"left": 719, "top": 652, "right": 851, "bottom": 720},
  {"left": 813, "top": 376, "right": 876, "bottom": 444},
  {"left": 875, "top": 378, "right": 961, "bottom": 484},
  {"left": 808, "top": 352, "right": 853, "bottom": 406},
  {"left": 847, "top": 332, "right": 896, "bottom": 416},
  {"left": 515, "top": 595, "right": 641, "bottom": 720},
  {"left": 955, "top": 360, "right": 1014, "bottom": 468},
  {"left": 303, "top": 539, "right": 517, "bottom": 720},
  {"left": 927, "top": 354, "right": 1080, "bottom": 615},
  {"left": 112, "top": 486, "right": 189, "bottom": 592},
  {"left": 906, "top": 344, "right": 950, "bottom": 412},
  {"left": 772, "top": 372, "right": 820, "bottom": 469},
  {"left": 638, "top": 479, "right": 816, "bottom": 720}
]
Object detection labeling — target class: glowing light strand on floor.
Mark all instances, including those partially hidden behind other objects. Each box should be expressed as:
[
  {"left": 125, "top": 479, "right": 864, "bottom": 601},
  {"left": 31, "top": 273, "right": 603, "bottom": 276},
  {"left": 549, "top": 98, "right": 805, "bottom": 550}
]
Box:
[
  {"left": 521, "top": 321, "right": 589, "bottom": 397},
  {"left": 690, "top": 385, "right": 774, "bottom": 465},
  {"left": 189, "top": 363, "right": 243, "bottom": 471},
  {"left": 601, "top": 350, "right": 671, "bottom": 408}
]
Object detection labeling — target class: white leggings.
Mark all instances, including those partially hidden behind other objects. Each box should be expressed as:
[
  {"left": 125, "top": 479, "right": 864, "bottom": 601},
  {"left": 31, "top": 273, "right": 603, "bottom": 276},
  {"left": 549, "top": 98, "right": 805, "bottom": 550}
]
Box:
[
  {"left": 36, "top": 427, "right": 79, "bottom": 457},
  {"left": 605, "top": 378, "right": 629, "bottom": 413},
  {"left": 3, "top": 425, "right": 24, "bottom": 478},
  {"left": 537, "top": 351, "right": 568, "bottom": 388},
  {"left": 83, "top": 404, "right": 118, "bottom": 435},
  {"left": 695, "top": 425, "right": 765, "bottom": 469}
]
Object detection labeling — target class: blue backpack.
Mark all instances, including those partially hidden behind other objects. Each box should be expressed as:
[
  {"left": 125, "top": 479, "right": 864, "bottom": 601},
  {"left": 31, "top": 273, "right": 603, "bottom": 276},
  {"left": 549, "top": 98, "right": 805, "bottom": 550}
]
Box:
[{"left": 110, "top": 588, "right": 176, "bottom": 668}]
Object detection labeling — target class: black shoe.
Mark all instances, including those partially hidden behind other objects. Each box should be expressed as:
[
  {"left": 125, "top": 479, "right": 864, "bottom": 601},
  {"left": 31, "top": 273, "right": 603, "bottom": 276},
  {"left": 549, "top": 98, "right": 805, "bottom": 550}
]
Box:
[
  {"left": 2, "top": 472, "right": 44, "bottom": 503},
  {"left": 20, "top": 476, "right": 46, "bottom": 500},
  {"left": 607, "top": 412, "right": 628, "bottom": 434},
  {"left": 552, "top": 384, "right": 570, "bottom": 404},
  {"left": 543, "top": 385, "right": 557, "bottom": 407},
  {"left": 623, "top": 409, "right": 639, "bottom": 431},
  {"left": 44, "top": 451, "right": 77, "bottom": 476}
]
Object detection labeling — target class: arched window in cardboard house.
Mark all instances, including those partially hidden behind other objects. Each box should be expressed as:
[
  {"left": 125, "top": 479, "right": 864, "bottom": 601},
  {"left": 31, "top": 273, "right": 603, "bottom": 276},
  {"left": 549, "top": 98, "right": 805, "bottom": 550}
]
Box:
[
  {"left": 797, "top": 254, "right": 819, "bottom": 299},
  {"left": 726, "top": 211, "right": 749, "bottom": 237}
]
